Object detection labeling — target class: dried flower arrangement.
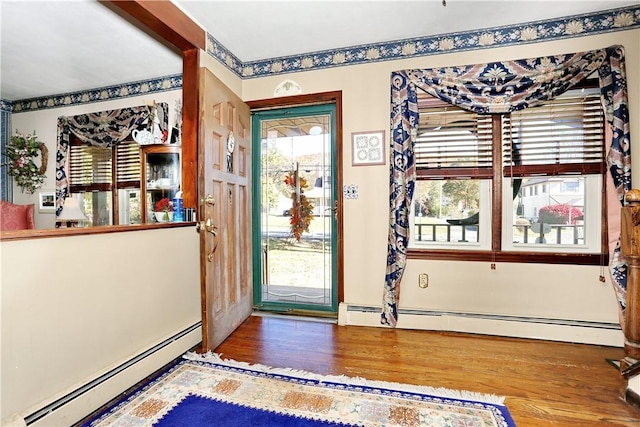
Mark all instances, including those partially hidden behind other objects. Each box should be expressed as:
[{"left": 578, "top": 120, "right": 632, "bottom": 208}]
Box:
[{"left": 284, "top": 169, "right": 314, "bottom": 241}]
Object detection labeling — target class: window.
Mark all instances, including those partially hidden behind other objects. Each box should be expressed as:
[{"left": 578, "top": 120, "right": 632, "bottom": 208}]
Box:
[
  {"left": 410, "top": 97, "right": 492, "bottom": 249},
  {"left": 409, "top": 84, "right": 605, "bottom": 262},
  {"left": 68, "top": 137, "right": 141, "bottom": 226},
  {"left": 116, "top": 141, "right": 143, "bottom": 224}
]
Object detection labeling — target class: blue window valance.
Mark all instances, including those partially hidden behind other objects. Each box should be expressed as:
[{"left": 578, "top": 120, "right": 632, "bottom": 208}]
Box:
[{"left": 55, "top": 103, "right": 168, "bottom": 215}]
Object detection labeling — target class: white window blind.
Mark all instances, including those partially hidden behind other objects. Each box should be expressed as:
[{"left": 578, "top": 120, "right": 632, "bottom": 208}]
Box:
[
  {"left": 115, "top": 141, "right": 141, "bottom": 189},
  {"left": 69, "top": 143, "right": 112, "bottom": 192},
  {"left": 502, "top": 91, "right": 605, "bottom": 177},
  {"left": 416, "top": 96, "right": 493, "bottom": 179}
]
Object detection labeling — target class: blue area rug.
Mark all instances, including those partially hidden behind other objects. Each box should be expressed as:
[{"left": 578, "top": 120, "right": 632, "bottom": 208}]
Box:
[
  {"left": 83, "top": 352, "right": 516, "bottom": 426},
  {"left": 158, "top": 394, "right": 348, "bottom": 426}
]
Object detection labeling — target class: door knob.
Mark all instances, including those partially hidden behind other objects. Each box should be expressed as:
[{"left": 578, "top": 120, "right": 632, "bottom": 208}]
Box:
[
  {"left": 197, "top": 218, "right": 218, "bottom": 261},
  {"left": 197, "top": 195, "right": 217, "bottom": 260},
  {"left": 196, "top": 218, "right": 217, "bottom": 236}
]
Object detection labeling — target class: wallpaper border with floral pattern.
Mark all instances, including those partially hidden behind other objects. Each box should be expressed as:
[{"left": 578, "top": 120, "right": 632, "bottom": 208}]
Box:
[
  {"left": 209, "top": 5, "right": 639, "bottom": 78},
  {"left": 8, "top": 75, "right": 182, "bottom": 114},
  {"left": 5, "top": 5, "right": 639, "bottom": 114}
]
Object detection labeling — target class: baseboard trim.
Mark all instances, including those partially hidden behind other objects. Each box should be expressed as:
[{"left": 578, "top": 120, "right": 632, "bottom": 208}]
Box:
[
  {"left": 252, "top": 311, "right": 338, "bottom": 324},
  {"left": 340, "top": 304, "right": 623, "bottom": 347},
  {"left": 18, "top": 322, "right": 201, "bottom": 427}
]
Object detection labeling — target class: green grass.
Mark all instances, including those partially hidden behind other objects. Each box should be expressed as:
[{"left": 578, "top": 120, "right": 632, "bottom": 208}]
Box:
[
  {"left": 262, "top": 213, "right": 333, "bottom": 235},
  {"left": 263, "top": 237, "right": 330, "bottom": 288},
  {"left": 260, "top": 214, "right": 332, "bottom": 290}
]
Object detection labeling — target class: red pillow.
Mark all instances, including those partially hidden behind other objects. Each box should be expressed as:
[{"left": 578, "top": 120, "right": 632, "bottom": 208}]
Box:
[{"left": 0, "top": 201, "right": 35, "bottom": 231}]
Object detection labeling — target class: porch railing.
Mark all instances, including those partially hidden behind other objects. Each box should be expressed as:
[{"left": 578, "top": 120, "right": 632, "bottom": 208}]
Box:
[{"left": 414, "top": 222, "right": 584, "bottom": 245}]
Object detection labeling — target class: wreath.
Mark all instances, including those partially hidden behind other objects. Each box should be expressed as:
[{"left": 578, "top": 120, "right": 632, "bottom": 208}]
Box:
[
  {"left": 284, "top": 170, "right": 314, "bottom": 241},
  {"left": 5, "top": 132, "right": 48, "bottom": 194}
]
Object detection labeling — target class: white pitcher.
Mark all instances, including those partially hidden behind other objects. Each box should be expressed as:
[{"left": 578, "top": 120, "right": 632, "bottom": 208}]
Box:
[{"left": 132, "top": 129, "right": 154, "bottom": 145}]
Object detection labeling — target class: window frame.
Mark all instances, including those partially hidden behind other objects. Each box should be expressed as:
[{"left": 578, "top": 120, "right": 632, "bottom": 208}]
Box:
[
  {"left": 501, "top": 175, "right": 603, "bottom": 254},
  {"left": 407, "top": 82, "right": 608, "bottom": 266},
  {"left": 408, "top": 179, "right": 492, "bottom": 250}
]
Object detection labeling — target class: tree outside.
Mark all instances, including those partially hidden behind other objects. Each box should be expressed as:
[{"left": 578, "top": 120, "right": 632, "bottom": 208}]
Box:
[
  {"left": 261, "top": 148, "right": 291, "bottom": 211},
  {"left": 414, "top": 179, "right": 479, "bottom": 220}
]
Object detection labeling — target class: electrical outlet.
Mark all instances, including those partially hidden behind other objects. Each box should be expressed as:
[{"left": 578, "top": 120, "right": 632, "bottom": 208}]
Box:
[{"left": 418, "top": 273, "right": 429, "bottom": 288}]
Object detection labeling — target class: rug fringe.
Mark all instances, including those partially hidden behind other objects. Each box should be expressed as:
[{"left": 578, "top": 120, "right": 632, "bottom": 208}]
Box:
[{"left": 183, "top": 351, "right": 506, "bottom": 406}]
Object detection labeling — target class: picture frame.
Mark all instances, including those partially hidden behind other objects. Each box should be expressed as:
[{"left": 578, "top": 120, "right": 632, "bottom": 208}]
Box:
[
  {"left": 351, "top": 130, "right": 385, "bottom": 166},
  {"left": 38, "top": 191, "right": 55, "bottom": 213}
]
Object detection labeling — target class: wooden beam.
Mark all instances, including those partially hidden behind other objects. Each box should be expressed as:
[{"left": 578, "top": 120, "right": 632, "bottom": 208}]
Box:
[
  {"left": 181, "top": 48, "right": 200, "bottom": 209},
  {"left": 246, "top": 91, "right": 342, "bottom": 110},
  {"left": 102, "top": 0, "right": 205, "bottom": 51}
]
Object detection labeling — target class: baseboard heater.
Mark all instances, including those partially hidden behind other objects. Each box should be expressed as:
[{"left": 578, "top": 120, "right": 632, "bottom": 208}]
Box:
[
  {"left": 24, "top": 321, "right": 201, "bottom": 426},
  {"left": 347, "top": 305, "right": 622, "bottom": 330}
]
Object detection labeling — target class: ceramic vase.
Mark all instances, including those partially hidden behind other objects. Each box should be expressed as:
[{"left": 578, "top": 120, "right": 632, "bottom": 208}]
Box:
[{"left": 154, "top": 211, "right": 174, "bottom": 222}]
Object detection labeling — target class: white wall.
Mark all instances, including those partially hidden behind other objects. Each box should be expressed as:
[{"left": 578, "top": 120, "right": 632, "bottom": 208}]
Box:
[
  {"left": 241, "top": 30, "right": 639, "bottom": 340},
  {"left": 199, "top": 52, "right": 243, "bottom": 94},
  {"left": 1, "top": 90, "right": 201, "bottom": 425},
  {"left": 0, "top": 227, "right": 200, "bottom": 425}
]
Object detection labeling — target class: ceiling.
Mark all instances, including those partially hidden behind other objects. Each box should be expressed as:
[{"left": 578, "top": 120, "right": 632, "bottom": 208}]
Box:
[{"left": 1, "top": 0, "right": 637, "bottom": 101}]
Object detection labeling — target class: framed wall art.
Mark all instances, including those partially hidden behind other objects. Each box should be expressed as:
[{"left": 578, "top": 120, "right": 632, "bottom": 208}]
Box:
[
  {"left": 38, "top": 191, "right": 55, "bottom": 213},
  {"left": 351, "top": 130, "right": 385, "bottom": 166}
]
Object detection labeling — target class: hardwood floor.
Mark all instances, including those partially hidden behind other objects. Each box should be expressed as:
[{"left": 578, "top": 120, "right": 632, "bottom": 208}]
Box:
[
  {"left": 212, "top": 315, "right": 639, "bottom": 426},
  {"left": 77, "top": 314, "right": 640, "bottom": 426}
]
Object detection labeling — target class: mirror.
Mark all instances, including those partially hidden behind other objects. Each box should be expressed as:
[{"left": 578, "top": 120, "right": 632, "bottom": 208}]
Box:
[{"left": 1, "top": 1, "right": 183, "bottom": 231}]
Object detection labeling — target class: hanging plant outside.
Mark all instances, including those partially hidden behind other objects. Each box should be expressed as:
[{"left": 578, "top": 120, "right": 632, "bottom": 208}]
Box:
[{"left": 5, "top": 132, "right": 48, "bottom": 194}]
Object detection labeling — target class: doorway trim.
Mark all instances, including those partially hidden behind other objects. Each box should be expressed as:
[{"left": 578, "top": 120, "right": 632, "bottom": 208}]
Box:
[{"left": 247, "top": 91, "right": 344, "bottom": 307}]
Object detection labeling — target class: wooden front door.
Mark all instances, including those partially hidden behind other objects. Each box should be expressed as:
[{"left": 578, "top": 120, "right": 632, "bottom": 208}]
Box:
[{"left": 199, "top": 68, "right": 252, "bottom": 351}]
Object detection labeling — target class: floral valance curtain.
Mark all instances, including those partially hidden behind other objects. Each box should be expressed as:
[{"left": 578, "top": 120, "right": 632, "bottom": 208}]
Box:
[
  {"left": 384, "top": 45, "right": 631, "bottom": 327},
  {"left": 55, "top": 103, "right": 168, "bottom": 215}
]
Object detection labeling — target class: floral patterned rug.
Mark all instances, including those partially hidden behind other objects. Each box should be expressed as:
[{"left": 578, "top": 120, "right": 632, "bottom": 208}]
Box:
[{"left": 83, "top": 352, "right": 515, "bottom": 426}]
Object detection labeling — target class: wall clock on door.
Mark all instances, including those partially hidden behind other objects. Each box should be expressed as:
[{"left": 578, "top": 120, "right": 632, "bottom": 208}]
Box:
[{"left": 226, "top": 132, "right": 235, "bottom": 173}]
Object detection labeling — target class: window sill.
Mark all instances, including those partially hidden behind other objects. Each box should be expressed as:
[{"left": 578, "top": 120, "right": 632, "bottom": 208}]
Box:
[
  {"left": 407, "top": 248, "right": 607, "bottom": 265},
  {"left": 0, "top": 221, "right": 196, "bottom": 242}
]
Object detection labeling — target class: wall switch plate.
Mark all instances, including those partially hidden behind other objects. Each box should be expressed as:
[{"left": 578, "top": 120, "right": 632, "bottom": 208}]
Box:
[
  {"left": 343, "top": 184, "right": 358, "bottom": 199},
  {"left": 419, "top": 273, "right": 428, "bottom": 288}
]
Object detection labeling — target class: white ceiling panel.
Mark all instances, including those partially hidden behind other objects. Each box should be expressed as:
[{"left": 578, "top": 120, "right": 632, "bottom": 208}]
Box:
[
  {"left": 1, "top": 0, "right": 637, "bottom": 101},
  {"left": 174, "top": 0, "right": 638, "bottom": 61}
]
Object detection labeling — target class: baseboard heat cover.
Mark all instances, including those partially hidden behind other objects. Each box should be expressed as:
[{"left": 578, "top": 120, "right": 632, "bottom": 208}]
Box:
[
  {"left": 348, "top": 305, "right": 620, "bottom": 329},
  {"left": 344, "top": 305, "right": 622, "bottom": 346},
  {"left": 22, "top": 322, "right": 201, "bottom": 426}
]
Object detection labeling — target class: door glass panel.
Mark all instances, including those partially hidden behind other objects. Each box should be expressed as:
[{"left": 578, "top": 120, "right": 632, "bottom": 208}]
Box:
[{"left": 255, "top": 110, "right": 336, "bottom": 311}]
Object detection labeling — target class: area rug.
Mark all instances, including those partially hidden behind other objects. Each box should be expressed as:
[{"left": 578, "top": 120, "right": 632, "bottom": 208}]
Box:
[{"left": 83, "top": 352, "right": 515, "bottom": 426}]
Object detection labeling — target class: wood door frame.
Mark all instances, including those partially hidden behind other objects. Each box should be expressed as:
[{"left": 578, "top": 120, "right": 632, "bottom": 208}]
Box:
[{"left": 247, "top": 91, "right": 344, "bottom": 304}]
